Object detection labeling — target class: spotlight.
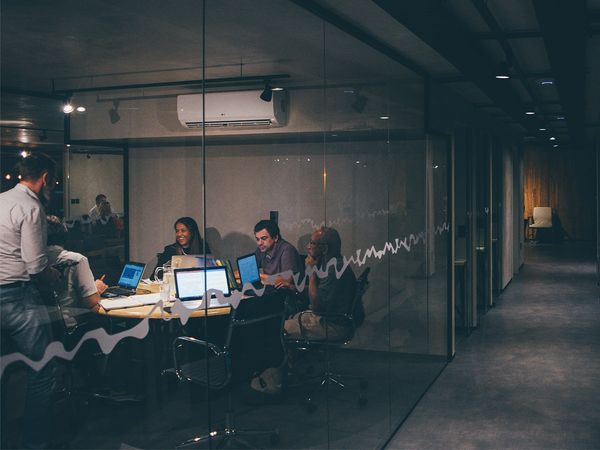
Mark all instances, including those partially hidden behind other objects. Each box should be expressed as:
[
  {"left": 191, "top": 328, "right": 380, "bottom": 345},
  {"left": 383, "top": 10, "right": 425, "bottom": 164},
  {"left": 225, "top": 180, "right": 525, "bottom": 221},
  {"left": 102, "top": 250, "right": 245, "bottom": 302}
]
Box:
[
  {"left": 62, "top": 102, "right": 74, "bottom": 114},
  {"left": 109, "top": 100, "right": 121, "bottom": 124},
  {"left": 20, "top": 150, "right": 29, "bottom": 158},
  {"left": 495, "top": 62, "right": 511, "bottom": 79},
  {"left": 351, "top": 92, "right": 368, "bottom": 113},
  {"left": 260, "top": 79, "right": 273, "bottom": 102}
]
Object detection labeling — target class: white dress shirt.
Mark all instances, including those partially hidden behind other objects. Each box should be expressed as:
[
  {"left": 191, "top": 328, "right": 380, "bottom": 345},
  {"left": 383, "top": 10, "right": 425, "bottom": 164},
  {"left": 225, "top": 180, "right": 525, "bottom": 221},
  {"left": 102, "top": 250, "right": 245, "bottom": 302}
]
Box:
[{"left": 0, "top": 183, "right": 48, "bottom": 283}]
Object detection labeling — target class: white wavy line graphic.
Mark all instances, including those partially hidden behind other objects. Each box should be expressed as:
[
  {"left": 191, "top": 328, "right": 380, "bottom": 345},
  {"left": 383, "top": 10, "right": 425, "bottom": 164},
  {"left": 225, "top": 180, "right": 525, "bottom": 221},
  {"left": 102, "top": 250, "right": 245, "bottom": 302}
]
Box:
[{"left": 0, "top": 222, "right": 449, "bottom": 376}]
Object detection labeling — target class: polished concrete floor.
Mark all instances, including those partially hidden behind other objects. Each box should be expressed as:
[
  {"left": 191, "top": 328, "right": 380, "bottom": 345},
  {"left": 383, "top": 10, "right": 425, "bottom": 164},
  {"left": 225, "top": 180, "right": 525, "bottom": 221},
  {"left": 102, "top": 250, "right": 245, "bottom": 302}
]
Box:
[{"left": 386, "top": 242, "right": 600, "bottom": 449}]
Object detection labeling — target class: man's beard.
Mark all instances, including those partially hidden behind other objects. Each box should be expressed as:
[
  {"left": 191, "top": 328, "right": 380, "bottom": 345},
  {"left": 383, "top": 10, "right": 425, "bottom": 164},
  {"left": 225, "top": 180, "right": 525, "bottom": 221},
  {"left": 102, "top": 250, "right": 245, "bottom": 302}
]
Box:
[{"left": 39, "top": 185, "right": 52, "bottom": 206}]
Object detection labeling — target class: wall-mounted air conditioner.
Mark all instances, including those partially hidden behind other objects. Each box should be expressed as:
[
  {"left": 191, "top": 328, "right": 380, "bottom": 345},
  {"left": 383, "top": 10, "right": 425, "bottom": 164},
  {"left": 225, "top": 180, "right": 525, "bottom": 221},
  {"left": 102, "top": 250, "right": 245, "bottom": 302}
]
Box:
[{"left": 177, "top": 90, "right": 288, "bottom": 129}]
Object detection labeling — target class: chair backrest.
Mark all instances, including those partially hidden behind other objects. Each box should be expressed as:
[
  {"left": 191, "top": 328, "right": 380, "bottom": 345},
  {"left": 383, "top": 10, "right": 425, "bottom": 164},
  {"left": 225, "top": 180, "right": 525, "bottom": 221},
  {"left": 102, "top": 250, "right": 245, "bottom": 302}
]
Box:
[
  {"left": 532, "top": 207, "right": 552, "bottom": 227},
  {"left": 350, "top": 267, "right": 370, "bottom": 327},
  {"left": 225, "top": 292, "right": 286, "bottom": 382}
]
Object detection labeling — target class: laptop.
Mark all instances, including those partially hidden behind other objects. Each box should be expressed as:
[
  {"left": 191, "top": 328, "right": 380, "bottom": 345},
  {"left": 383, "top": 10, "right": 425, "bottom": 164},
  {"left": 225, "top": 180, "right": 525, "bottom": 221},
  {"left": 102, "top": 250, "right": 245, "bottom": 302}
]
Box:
[
  {"left": 171, "top": 254, "right": 216, "bottom": 270},
  {"left": 173, "top": 266, "right": 231, "bottom": 308},
  {"left": 236, "top": 252, "right": 269, "bottom": 292},
  {"left": 236, "top": 253, "right": 260, "bottom": 288},
  {"left": 101, "top": 262, "right": 146, "bottom": 297}
]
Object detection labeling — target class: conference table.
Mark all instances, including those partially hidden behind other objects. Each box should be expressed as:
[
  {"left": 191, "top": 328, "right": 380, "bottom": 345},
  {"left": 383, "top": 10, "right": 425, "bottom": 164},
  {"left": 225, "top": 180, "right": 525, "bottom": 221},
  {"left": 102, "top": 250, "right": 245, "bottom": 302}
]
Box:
[{"left": 93, "top": 283, "right": 250, "bottom": 407}]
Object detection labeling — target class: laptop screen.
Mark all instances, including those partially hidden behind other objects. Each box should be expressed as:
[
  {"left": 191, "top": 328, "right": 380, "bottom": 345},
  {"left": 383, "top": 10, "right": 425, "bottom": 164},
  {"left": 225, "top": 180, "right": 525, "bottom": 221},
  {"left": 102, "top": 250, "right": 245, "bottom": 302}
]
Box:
[
  {"left": 174, "top": 266, "right": 231, "bottom": 301},
  {"left": 237, "top": 253, "right": 260, "bottom": 285},
  {"left": 118, "top": 262, "right": 145, "bottom": 289}
]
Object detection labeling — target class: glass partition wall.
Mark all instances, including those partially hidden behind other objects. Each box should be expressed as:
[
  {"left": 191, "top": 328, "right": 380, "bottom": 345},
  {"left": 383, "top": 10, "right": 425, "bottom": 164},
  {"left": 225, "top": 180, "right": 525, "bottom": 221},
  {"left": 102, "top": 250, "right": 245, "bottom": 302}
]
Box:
[{"left": 0, "top": 1, "right": 450, "bottom": 448}]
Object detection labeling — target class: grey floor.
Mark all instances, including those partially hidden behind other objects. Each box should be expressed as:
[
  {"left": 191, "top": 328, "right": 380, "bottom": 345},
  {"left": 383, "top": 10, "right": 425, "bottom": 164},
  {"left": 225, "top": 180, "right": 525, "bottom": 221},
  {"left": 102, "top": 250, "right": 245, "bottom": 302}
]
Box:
[{"left": 386, "top": 242, "right": 600, "bottom": 450}]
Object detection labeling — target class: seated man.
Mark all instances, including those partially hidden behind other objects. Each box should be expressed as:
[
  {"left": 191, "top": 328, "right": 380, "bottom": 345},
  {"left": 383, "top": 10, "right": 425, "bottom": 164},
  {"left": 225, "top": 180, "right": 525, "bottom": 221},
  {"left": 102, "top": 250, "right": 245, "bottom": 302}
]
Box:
[
  {"left": 46, "top": 216, "right": 108, "bottom": 326},
  {"left": 88, "top": 193, "right": 106, "bottom": 222},
  {"left": 285, "top": 227, "right": 356, "bottom": 341},
  {"left": 253, "top": 219, "right": 300, "bottom": 289}
]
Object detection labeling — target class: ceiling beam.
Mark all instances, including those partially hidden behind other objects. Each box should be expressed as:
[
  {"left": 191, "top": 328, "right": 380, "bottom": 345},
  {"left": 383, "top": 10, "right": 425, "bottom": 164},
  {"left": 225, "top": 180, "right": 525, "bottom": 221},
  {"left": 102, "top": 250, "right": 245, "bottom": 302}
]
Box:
[
  {"left": 533, "top": 0, "right": 587, "bottom": 149},
  {"left": 373, "top": 0, "right": 541, "bottom": 132}
]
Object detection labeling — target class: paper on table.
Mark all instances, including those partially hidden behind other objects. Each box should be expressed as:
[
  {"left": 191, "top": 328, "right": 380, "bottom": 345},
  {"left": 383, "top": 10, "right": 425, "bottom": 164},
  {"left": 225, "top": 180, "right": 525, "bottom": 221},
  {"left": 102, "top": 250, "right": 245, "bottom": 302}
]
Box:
[{"left": 99, "top": 293, "right": 161, "bottom": 310}]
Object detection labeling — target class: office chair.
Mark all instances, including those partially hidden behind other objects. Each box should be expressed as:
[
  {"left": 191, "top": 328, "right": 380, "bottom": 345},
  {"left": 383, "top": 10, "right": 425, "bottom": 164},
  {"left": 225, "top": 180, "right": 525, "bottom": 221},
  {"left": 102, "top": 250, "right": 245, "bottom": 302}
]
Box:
[
  {"left": 286, "top": 267, "right": 370, "bottom": 412},
  {"left": 169, "top": 293, "right": 285, "bottom": 449},
  {"left": 529, "top": 206, "right": 553, "bottom": 242}
]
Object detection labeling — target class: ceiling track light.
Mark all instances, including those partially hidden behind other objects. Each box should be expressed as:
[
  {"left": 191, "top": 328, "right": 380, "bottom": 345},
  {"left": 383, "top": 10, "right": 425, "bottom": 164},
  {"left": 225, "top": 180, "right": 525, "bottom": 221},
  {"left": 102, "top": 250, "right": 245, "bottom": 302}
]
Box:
[
  {"left": 260, "top": 78, "right": 273, "bottom": 102},
  {"left": 109, "top": 100, "right": 121, "bottom": 124}
]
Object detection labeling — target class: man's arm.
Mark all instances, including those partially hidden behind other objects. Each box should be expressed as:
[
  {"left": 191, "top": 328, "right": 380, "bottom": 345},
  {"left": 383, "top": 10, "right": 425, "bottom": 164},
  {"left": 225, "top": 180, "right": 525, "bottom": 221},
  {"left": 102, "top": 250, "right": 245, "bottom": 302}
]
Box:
[{"left": 21, "top": 206, "right": 60, "bottom": 284}]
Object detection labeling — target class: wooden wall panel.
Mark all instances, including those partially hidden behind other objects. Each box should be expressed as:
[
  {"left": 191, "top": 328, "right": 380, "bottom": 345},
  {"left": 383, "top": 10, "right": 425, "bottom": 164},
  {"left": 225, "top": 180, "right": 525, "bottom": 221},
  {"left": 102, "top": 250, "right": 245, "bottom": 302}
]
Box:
[{"left": 523, "top": 145, "right": 596, "bottom": 241}]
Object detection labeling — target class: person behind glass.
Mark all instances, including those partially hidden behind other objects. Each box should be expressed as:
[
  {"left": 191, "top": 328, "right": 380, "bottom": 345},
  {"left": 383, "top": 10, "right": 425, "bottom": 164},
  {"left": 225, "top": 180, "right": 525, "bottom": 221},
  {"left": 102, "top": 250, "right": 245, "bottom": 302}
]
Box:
[
  {"left": 88, "top": 193, "right": 106, "bottom": 222},
  {"left": 46, "top": 216, "right": 109, "bottom": 324},
  {"left": 0, "top": 152, "right": 60, "bottom": 449},
  {"left": 253, "top": 219, "right": 299, "bottom": 289},
  {"left": 152, "top": 217, "right": 210, "bottom": 280},
  {"left": 284, "top": 227, "right": 356, "bottom": 341},
  {"left": 92, "top": 200, "right": 117, "bottom": 237}
]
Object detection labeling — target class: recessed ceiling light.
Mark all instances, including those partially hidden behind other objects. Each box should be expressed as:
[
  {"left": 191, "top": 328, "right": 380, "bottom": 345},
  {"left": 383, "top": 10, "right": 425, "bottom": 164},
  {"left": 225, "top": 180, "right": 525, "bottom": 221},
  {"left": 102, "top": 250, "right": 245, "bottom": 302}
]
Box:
[
  {"left": 555, "top": 115, "right": 565, "bottom": 120},
  {"left": 539, "top": 79, "right": 554, "bottom": 86},
  {"left": 271, "top": 87, "right": 283, "bottom": 91},
  {"left": 66, "top": 144, "right": 71, "bottom": 147},
  {"left": 553, "top": 144, "right": 559, "bottom": 148},
  {"left": 4, "top": 174, "right": 11, "bottom": 180},
  {"left": 539, "top": 127, "right": 547, "bottom": 131},
  {"left": 549, "top": 136, "right": 556, "bottom": 141},
  {"left": 76, "top": 106, "right": 86, "bottom": 112},
  {"left": 525, "top": 111, "right": 535, "bottom": 115},
  {"left": 495, "top": 62, "right": 511, "bottom": 79},
  {"left": 495, "top": 74, "right": 510, "bottom": 80},
  {"left": 379, "top": 116, "right": 390, "bottom": 120}
]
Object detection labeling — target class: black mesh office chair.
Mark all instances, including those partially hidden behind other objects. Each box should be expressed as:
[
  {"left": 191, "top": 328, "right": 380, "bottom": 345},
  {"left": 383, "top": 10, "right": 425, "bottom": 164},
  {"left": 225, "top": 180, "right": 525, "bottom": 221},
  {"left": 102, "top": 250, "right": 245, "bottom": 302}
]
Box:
[
  {"left": 286, "top": 267, "right": 370, "bottom": 412},
  {"left": 170, "top": 293, "right": 286, "bottom": 449}
]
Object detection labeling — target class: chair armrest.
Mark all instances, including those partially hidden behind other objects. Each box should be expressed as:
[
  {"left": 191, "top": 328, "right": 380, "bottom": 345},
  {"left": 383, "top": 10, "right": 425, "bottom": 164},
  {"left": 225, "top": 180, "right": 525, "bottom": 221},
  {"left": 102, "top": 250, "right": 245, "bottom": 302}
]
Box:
[
  {"left": 172, "top": 336, "right": 229, "bottom": 386},
  {"left": 297, "top": 310, "right": 355, "bottom": 340}
]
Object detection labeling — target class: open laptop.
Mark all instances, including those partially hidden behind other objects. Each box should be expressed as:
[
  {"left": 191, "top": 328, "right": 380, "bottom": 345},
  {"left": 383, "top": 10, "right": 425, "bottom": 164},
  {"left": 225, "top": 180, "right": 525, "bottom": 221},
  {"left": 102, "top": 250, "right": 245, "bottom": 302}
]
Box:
[
  {"left": 101, "top": 262, "right": 146, "bottom": 297},
  {"left": 171, "top": 254, "right": 216, "bottom": 270},
  {"left": 173, "top": 266, "right": 231, "bottom": 308},
  {"left": 236, "top": 253, "right": 262, "bottom": 290}
]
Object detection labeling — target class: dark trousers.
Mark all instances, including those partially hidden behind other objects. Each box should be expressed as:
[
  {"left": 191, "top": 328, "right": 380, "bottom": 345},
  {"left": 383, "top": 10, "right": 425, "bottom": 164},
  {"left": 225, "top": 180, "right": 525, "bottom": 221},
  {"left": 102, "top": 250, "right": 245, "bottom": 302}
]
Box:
[{"left": 1, "top": 282, "right": 57, "bottom": 449}]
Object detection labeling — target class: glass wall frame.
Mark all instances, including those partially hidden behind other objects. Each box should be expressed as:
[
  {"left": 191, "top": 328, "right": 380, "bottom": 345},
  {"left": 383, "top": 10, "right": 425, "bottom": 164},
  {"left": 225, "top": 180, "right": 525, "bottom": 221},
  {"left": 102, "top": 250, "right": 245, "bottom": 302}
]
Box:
[{"left": 0, "top": 1, "right": 452, "bottom": 449}]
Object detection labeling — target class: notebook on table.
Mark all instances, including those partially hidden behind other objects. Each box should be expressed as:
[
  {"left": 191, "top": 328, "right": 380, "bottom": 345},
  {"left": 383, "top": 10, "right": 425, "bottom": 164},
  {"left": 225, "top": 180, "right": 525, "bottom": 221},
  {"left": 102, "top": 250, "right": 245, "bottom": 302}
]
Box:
[
  {"left": 101, "top": 262, "right": 146, "bottom": 298},
  {"left": 173, "top": 266, "right": 231, "bottom": 309}
]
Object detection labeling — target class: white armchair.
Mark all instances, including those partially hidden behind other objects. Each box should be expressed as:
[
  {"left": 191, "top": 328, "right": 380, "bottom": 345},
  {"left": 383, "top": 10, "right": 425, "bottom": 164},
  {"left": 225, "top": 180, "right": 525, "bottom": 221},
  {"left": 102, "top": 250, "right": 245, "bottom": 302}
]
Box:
[{"left": 529, "top": 207, "right": 553, "bottom": 241}]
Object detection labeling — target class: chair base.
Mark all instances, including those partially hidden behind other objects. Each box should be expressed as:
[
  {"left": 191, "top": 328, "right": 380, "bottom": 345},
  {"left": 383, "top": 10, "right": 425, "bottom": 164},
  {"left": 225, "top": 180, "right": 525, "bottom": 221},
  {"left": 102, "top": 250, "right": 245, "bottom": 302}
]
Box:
[
  {"left": 289, "top": 368, "right": 368, "bottom": 412},
  {"left": 177, "top": 426, "right": 280, "bottom": 449},
  {"left": 177, "top": 404, "right": 280, "bottom": 450}
]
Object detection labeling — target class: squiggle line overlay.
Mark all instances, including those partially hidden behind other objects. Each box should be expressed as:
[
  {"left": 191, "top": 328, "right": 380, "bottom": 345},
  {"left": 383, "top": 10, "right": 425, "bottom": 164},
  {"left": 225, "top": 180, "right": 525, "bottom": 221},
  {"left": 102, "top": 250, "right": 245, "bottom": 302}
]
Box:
[{"left": 0, "top": 222, "right": 449, "bottom": 377}]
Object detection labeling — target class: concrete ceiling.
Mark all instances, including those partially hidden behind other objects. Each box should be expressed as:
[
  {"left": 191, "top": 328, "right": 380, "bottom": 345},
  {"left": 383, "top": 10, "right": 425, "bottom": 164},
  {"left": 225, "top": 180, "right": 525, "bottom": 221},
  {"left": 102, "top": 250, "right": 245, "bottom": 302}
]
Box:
[{"left": 1, "top": 0, "right": 598, "bottom": 150}]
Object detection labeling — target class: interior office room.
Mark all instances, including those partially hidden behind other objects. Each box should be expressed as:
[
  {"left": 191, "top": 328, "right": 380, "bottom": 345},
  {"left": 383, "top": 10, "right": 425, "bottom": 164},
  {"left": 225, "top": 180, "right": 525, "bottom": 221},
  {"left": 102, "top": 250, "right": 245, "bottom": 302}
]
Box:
[{"left": 0, "top": 1, "right": 598, "bottom": 449}]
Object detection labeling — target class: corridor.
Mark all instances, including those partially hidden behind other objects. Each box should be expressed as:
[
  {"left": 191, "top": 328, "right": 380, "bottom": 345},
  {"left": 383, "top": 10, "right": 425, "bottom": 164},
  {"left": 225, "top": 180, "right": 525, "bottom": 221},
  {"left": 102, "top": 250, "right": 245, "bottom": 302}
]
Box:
[{"left": 386, "top": 242, "right": 600, "bottom": 449}]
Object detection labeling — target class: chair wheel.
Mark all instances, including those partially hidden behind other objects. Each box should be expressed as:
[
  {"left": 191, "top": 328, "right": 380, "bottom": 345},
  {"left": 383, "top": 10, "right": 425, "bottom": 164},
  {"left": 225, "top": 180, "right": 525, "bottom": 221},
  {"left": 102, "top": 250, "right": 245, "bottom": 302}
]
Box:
[
  {"left": 359, "top": 379, "right": 368, "bottom": 390},
  {"left": 358, "top": 397, "right": 368, "bottom": 408},
  {"left": 270, "top": 432, "right": 280, "bottom": 445}
]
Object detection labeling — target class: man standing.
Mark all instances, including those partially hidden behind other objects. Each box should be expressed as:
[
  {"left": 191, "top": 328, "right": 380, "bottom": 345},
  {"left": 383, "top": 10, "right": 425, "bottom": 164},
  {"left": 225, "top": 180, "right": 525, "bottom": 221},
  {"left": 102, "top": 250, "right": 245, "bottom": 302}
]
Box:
[
  {"left": 284, "top": 227, "right": 356, "bottom": 340},
  {"left": 88, "top": 193, "right": 106, "bottom": 221},
  {"left": 0, "top": 152, "right": 60, "bottom": 448},
  {"left": 253, "top": 219, "right": 299, "bottom": 289}
]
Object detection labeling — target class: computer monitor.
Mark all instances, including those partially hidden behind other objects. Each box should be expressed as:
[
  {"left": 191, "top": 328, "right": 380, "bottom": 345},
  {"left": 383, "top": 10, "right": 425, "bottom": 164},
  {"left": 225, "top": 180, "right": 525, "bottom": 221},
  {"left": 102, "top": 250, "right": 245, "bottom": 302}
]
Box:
[
  {"left": 171, "top": 254, "right": 217, "bottom": 269},
  {"left": 237, "top": 253, "right": 260, "bottom": 286},
  {"left": 117, "top": 262, "right": 145, "bottom": 289},
  {"left": 174, "top": 266, "right": 231, "bottom": 301}
]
